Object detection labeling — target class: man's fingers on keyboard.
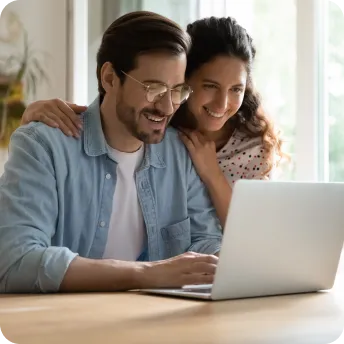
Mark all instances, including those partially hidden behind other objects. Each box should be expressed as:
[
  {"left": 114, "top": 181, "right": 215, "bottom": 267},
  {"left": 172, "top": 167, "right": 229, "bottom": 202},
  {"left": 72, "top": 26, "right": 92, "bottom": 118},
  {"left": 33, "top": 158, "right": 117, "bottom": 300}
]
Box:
[
  {"left": 182, "top": 273, "right": 214, "bottom": 286},
  {"left": 191, "top": 262, "right": 217, "bottom": 275}
]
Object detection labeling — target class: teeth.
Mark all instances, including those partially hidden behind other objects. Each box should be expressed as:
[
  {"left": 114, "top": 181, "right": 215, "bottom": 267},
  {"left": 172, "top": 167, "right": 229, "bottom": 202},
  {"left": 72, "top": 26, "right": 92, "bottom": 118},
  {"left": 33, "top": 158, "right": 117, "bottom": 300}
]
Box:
[
  {"left": 205, "top": 108, "right": 225, "bottom": 118},
  {"left": 146, "top": 114, "right": 164, "bottom": 122}
]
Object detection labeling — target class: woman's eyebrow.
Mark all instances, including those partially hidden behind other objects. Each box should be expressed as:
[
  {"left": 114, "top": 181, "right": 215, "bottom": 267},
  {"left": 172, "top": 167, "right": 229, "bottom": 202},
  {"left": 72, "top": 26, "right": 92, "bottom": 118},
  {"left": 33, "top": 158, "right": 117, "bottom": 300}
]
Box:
[{"left": 202, "top": 78, "right": 245, "bottom": 87}]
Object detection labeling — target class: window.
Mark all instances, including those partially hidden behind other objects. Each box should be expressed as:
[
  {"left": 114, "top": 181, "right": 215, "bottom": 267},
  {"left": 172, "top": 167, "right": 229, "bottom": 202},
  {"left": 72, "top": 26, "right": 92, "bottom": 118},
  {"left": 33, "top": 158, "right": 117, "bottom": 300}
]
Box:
[
  {"left": 328, "top": 0, "right": 344, "bottom": 181},
  {"left": 216, "top": 0, "right": 297, "bottom": 180},
  {"left": 73, "top": 0, "right": 344, "bottom": 183}
]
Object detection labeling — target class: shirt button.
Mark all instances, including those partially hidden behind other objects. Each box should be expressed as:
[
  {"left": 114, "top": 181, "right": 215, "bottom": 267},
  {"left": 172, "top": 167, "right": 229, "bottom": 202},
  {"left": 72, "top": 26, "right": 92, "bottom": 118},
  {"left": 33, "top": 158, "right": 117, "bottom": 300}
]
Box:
[
  {"left": 105, "top": 174, "right": 111, "bottom": 179},
  {"left": 100, "top": 221, "right": 106, "bottom": 227}
]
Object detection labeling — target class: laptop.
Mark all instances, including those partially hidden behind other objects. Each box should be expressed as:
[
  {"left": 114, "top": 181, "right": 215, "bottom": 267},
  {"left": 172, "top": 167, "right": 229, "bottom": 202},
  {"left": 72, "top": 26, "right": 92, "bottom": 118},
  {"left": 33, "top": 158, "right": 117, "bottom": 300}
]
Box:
[{"left": 140, "top": 180, "right": 344, "bottom": 300}]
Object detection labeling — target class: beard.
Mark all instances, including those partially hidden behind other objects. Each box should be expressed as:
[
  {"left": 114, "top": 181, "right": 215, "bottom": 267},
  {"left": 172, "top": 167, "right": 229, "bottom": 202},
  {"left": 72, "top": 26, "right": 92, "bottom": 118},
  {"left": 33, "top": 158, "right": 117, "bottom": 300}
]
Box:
[{"left": 116, "top": 100, "right": 171, "bottom": 144}]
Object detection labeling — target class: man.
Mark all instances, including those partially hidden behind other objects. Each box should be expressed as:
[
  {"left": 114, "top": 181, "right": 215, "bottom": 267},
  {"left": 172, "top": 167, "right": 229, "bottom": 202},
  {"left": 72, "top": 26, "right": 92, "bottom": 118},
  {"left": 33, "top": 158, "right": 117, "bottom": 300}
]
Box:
[{"left": 0, "top": 11, "right": 222, "bottom": 293}]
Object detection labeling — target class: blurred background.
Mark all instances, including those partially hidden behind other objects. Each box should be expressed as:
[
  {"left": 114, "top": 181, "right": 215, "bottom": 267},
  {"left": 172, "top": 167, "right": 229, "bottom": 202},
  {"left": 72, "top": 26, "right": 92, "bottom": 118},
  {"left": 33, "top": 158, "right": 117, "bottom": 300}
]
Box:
[{"left": 0, "top": 0, "right": 343, "bottom": 182}]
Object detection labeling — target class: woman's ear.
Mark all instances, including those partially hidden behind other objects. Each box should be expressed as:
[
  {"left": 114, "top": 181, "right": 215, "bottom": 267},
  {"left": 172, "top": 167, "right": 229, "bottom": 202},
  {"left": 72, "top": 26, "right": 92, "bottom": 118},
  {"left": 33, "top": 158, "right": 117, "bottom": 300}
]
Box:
[{"left": 100, "top": 62, "right": 120, "bottom": 93}]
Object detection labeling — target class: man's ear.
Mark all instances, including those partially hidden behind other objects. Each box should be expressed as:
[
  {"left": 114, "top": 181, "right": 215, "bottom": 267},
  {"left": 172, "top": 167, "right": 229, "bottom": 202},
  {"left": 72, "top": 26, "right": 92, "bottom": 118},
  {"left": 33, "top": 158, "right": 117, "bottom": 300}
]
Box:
[{"left": 100, "top": 62, "right": 120, "bottom": 93}]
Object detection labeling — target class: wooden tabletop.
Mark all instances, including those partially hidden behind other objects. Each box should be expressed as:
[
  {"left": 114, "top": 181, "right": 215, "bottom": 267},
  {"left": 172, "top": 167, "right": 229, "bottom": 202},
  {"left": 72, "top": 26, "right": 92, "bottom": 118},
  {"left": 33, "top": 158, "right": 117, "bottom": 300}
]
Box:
[{"left": 2, "top": 256, "right": 344, "bottom": 344}]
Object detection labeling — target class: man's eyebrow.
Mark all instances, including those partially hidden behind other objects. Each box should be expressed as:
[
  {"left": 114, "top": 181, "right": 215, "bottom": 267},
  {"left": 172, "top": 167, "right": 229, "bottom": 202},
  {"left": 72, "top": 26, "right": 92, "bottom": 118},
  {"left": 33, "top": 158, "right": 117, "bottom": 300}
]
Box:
[
  {"left": 202, "top": 78, "right": 245, "bottom": 87},
  {"left": 142, "top": 79, "right": 186, "bottom": 88}
]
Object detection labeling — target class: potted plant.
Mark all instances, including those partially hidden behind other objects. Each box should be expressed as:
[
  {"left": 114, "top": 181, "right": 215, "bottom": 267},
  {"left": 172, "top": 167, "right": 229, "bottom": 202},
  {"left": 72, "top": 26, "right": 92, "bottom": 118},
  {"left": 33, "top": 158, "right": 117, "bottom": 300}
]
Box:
[{"left": 0, "top": 11, "right": 49, "bottom": 148}]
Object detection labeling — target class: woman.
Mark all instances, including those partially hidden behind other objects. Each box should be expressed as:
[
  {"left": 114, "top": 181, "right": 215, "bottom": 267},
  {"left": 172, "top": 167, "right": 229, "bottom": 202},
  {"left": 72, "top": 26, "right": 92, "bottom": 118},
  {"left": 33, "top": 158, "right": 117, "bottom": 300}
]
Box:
[{"left": 21, "top": 16, "right": 284, "bottom": 228}]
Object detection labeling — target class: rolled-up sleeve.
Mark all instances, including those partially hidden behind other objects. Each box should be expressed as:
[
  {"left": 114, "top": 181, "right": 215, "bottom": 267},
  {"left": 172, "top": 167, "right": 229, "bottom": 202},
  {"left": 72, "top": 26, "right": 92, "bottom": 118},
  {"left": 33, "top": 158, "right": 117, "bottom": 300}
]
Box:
[
  {"left": 0, "top": 128, "right": 78, "bottom": 293},
  {"left": 186, "top": 161, "right": 223, "bottom": 255}
]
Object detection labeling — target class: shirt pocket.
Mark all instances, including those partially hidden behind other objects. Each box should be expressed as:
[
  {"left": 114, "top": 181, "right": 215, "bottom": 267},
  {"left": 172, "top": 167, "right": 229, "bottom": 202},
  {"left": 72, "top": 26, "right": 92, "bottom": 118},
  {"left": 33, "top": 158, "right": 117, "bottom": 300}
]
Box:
[{"left": 161, "top": 218, "right": 191, "bottom": 258}]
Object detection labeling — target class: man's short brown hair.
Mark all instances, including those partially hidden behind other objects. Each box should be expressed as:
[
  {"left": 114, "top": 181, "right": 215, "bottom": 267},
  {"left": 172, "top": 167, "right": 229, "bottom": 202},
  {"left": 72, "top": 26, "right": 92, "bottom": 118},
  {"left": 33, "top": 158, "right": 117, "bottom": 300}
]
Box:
[{"left": 96, "top": 11, "right": 191, "bottom": 97}]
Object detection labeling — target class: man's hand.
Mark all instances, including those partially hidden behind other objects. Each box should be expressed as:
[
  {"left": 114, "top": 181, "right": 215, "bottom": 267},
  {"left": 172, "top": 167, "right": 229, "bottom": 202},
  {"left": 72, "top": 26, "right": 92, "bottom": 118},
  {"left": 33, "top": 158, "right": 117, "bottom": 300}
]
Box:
[
  {"left": 140, "top": 251, "right": 218, "bottom": 288},
  {"left": 59, "top": 252, "right": 218, "bottom": 293}
]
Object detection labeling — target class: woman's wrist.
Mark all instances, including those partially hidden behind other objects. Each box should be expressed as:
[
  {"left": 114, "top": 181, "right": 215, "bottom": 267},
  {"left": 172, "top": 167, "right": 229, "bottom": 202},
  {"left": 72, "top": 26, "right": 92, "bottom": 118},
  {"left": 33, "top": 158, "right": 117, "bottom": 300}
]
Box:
[{"left": 203, "top": 168, "right": 227, "bottom": 190}]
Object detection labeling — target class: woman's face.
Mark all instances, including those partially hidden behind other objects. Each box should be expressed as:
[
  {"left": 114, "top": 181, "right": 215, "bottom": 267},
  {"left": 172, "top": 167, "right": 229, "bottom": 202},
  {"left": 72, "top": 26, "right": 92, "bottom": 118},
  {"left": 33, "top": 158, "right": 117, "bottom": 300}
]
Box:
[{"left": 186, "top": 56, "right": 247, "bottom": 133}]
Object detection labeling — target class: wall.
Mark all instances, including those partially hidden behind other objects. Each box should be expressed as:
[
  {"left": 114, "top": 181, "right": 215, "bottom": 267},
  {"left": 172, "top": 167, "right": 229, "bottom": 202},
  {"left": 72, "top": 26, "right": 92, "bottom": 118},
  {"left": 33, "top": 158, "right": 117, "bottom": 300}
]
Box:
[{"left": 0, "top": 0, "right": 68, "bottom": 174}]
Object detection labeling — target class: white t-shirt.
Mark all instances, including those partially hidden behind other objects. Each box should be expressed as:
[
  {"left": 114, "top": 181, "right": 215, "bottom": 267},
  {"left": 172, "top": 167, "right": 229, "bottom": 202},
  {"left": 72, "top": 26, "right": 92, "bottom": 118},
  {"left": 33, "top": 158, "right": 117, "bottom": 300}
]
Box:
[{"left": 102, "top": 144, "right": 146, "bottom": 261}]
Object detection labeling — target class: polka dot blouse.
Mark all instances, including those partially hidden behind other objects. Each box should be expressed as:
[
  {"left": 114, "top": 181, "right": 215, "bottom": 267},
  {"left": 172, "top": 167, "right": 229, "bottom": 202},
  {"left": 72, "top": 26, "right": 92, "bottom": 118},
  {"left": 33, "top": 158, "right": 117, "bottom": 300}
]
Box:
[{"left": 217, "top": 129, "right": 272, "bottom": 187}]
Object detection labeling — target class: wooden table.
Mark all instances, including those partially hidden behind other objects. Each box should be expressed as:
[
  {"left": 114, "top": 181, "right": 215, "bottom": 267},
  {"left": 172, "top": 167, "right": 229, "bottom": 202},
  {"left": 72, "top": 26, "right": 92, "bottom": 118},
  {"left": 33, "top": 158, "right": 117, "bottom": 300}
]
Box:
[{"left": 2, "top": 257, "right": 344, "bottom": 344}]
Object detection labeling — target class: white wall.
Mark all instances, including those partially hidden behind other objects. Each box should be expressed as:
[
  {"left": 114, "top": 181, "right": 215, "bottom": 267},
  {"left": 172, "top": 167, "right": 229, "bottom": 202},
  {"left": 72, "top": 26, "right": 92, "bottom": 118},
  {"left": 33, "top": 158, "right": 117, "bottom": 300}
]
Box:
[{"left": 0, "top": 0, "right": 68, "bottom": 174}]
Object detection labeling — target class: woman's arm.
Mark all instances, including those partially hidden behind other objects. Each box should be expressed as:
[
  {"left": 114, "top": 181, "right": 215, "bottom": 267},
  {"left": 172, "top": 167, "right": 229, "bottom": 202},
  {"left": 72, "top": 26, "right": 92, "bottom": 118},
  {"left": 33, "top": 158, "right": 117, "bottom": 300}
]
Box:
[
  {"left": 21, "top": 99, "right": 87, "bottom": 137},
  {"left": 202, "top": 171, "right": 232, "bottom": 229},
  {"left": 178, "top": 130, "right": 232, "bottom": 229},
  {"left": 179, "top": 130, "right": 275, "bottom": 229}
]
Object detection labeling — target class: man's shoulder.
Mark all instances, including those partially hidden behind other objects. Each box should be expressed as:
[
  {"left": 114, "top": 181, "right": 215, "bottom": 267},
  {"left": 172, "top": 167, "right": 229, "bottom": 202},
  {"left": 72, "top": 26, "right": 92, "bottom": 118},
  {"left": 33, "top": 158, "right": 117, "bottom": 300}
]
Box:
[
  {"left": 149, "top": 127, "right": 190, "bottom": 169},
  {"left": 159, "top": 126, "right": 185, "bottom": 150},
  {"left": 155, "top": 127, "right": 189, "bottom": 158},
  {"left": 165, "top": 126, "right": 179, "bottom": 138},
  {"left": 13, "top": 122, "right": 75, "bottom": 151}
]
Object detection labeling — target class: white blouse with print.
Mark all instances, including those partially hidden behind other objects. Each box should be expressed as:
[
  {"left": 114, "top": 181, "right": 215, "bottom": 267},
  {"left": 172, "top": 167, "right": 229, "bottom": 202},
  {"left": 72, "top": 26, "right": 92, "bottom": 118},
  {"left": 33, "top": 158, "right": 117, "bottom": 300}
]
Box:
[{"left": 217, "top": 130, "right": 271, "bottom": 186}]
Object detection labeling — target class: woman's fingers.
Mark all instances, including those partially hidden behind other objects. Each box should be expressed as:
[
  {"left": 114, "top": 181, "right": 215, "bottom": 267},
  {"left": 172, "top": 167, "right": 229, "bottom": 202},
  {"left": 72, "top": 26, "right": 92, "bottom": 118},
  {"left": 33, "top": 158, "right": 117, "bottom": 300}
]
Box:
[
  {"left": 35, "top": 113, "right": 59, "bottom": 129},
  {"left": 65, "top": 102, "right": 87, "bottom": 114},
  {"left": 41, "top": 112, "right": 77, "bottom": 137},
  {"left": 179, "top": 131, "right": 195, "bottom": 152},
  {"left": 181, "top": 128, "right": 204, "bottom": 146},
  {"left": 56, "top": 101, "right": 83, "bottom": 133}
]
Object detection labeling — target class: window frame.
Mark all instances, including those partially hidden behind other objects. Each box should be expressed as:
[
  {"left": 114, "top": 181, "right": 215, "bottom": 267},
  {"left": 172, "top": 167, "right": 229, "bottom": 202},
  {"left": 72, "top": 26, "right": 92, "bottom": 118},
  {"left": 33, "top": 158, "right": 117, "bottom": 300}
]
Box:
[{"left": 294, "top": 0, "right": 328, "bottom": 182}]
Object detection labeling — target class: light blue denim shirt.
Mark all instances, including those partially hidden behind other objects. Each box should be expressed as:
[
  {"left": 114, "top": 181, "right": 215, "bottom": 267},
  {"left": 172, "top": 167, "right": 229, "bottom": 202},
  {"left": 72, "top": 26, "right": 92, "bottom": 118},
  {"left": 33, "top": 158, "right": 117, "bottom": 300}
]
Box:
[{"left": 0, "top": 97, "right": 222, "bottom": 293}]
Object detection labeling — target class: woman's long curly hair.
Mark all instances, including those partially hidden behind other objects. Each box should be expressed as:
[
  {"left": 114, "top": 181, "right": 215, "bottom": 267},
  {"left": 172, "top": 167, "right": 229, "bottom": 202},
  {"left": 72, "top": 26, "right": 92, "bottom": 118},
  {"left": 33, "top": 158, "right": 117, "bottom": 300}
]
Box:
[{"left": 170, "top": 16, "right": 284, "bottom": 175}]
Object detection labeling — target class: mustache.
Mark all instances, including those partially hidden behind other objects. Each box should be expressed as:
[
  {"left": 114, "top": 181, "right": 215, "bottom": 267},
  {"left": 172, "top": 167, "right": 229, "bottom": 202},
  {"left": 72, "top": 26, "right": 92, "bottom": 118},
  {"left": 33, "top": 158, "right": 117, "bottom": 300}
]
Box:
[{"left": 141, "top": 108, "right": 168, "bottom": 118}]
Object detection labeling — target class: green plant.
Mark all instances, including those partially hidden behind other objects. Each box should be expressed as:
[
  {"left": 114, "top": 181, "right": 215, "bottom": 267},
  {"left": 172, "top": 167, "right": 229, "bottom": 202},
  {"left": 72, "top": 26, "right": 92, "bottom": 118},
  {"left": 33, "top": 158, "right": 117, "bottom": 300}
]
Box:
[
  {"left": 0, "top": 12, "right": 49, "bottom": 146},
  {"left": 0, "top": 29, "right": 50, "bottom": 100}
]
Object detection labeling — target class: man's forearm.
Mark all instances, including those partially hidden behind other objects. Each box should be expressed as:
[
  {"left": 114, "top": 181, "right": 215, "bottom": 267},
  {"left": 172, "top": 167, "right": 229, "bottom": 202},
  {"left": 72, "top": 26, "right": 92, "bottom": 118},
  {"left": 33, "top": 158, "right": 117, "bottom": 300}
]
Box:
[{"left": 59, "top": 256, "right": 149, "bottom": 292}]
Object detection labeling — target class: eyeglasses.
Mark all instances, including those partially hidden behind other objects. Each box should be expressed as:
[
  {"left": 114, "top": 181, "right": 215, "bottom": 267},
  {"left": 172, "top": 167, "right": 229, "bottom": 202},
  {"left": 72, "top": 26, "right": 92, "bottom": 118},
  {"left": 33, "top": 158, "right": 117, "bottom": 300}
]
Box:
[{"left": 121, "top": 71, "right": 193, "bottom": 105}]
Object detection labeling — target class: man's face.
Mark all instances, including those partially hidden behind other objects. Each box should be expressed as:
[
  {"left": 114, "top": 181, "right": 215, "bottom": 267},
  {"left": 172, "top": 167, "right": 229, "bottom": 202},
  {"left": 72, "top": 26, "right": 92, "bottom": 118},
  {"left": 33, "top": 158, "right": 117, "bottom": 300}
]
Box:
[{"left": 113, "top": 53, "right": 187, "bottom": 144}]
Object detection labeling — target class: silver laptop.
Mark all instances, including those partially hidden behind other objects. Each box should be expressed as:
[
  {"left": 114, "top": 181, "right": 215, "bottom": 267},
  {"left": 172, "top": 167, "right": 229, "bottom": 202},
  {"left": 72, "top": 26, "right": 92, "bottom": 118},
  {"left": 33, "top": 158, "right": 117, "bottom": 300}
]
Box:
[{"left": 140, "top": 180, "right": 344, "bottom": 300}]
